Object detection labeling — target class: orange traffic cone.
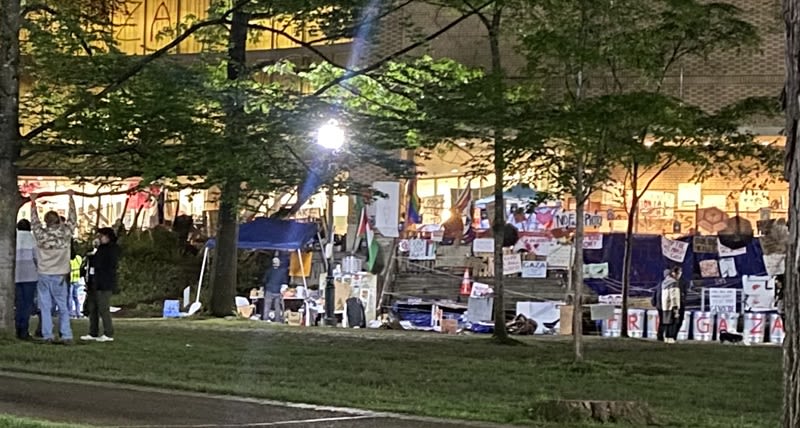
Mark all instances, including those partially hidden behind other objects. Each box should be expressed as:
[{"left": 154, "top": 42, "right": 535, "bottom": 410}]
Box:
[{"left": 460, "top": 268, "right": 472, "bottom": 296}]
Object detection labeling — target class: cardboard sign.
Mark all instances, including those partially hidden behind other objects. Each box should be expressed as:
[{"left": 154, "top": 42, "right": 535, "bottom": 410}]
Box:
[
  {"left": 522, "top": 260, "right": 547, "bottom": 278},
  {"left": 661, "top": 237, "right": 689, "bottom": 262},
  {"left": 692, "top": 311, "right": 713, "bottom": 341},
  {"left": 472, "top": 238, "right": 494, "bottom": 254},
  {"left": 693, "top": 236, "right": 718, "bottom": 254},
  {"left": 718, "top": 258, "right": 737, "bottom": 278},
  {"left": 502, "top": 253, "right": 523, "bottom": 275},
  {"left": 743, "top": 313, "right": 767, "bottom": 344},
  {"left": 708, "top": 288, "right": 737, "bottom": 313},
  {"left": 770, "top": 313, "right": 785, "bottom": 344},
  {"left": 408, "top": 239, "right": 436, "bottom": 260}
]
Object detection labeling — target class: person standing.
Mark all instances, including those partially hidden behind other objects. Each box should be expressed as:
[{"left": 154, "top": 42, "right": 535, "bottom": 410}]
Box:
[
  {"left": 14, "top": 219, "right": 38, "bottom": 340},
  {"left": 30, "top": 191, "right": 77, "bottom": 344},
  {"left": 657, "top": 266, "right": 683, "bottom": 344},
  {"left": 81, "top": 228, "right": 120, "bottom": 342},
  {"left": 262, "top": 257, "right": 288, "bottom": 323},
  {"left": 69, "top": 244, "right": 83, "bottom": 319}
]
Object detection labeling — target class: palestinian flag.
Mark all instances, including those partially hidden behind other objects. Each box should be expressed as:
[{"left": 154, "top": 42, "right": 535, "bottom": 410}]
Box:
[{"left": 357, "top": 207, "right": 379, "bottom": 272}]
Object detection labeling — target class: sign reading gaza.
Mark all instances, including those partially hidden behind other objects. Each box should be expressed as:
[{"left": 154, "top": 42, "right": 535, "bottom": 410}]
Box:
[{"left": 553, "top": 211, "right": 603, "bottom": 229}]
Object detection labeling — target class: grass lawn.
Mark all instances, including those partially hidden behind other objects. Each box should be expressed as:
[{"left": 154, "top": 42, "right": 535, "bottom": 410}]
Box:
[
  {"left": 0, "top": 319, "right": 781, "bottom": 427},
  {"left": 0, "top": 416, "right": 86, "bottom": 428}
]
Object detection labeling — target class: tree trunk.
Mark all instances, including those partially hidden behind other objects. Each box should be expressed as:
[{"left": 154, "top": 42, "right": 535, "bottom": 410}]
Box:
[
  {"left": 620, "top": 162, "right": 639, "bottom": 338},
  {"left": 488, "top": 4, "right": 508, "bottom": 341},
  {"left": 0, "top": 0, "right": 22, "bottom": 334},
  {"left": 210, "top": 181, "right": 241, "bottom": 316},
  {"left": 572, "top": 163, "right": 586, "bottom": 362},
  {"left": 209, "top": 10, "right": 248, "bottom": 317},
  {"left": 784, "top": 1, "right": 800, "bottom": 425}
]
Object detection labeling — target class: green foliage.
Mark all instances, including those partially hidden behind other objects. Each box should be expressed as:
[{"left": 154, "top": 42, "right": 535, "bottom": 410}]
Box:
[{"left": 113, "top": 229, "right": 202, "bottom": 308}]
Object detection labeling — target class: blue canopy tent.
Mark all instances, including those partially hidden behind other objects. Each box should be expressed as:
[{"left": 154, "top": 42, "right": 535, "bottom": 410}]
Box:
[{"left": 194, "top": 218, "right": 318, "bottom": 310}]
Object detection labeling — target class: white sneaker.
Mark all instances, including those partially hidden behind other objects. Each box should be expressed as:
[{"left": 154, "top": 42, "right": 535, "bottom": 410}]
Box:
[
  {"left": 96, "top": 335, "right": 114, "bottom": 342},
  {"left": 80, "top": 335, "right": 98, "bottom": 341}
]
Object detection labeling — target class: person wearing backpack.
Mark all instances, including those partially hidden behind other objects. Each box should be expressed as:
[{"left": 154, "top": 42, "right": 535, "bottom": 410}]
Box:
[{"left": 80, "top": 228, "right": 120, "bottom": 342}]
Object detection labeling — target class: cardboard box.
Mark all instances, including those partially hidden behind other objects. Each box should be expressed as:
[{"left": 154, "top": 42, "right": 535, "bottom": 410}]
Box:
[
  {"left": 441, "top": 318, "right": 458, "bottom": 334},
  {"left": 286, "top": 311, "right": 302, "bottom": 326},
  {"left": 560, "top": 305, "right": 574, "bottom": 336}
]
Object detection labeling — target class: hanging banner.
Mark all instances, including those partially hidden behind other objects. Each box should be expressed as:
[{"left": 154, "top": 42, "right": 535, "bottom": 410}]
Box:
[
  {"left": 763, "top": 253, "right": 786, "bottom": 277},
  {"left": 627, "top": 309, "right": 645, "bottom": 338},
  {"left": 708, "top": 288, "right": 737, "bottom": 313},
  {"left": 693, "top": 236, "right": 718, "bottom": 254},
  {"left": 661, "top": 237, "right": 689, "bottom": 263},
  {"left": 692, "top": 311, "right": 713, "bottom": 341},
  {"left": 372, "top": 181, "right": 400, "bottom": 238},
  {"left": 770, "top": 314, "right": 785, "bottom": 344},
  {"left": 699, "top": 259, "right": 720, "bottom": 278},
  {"left": 583, "top": 263, "right": 609, "bottom": 279},
  {"left": 743, "top": 275, "right": 776, "bottom": 312},
  {"left": 718, "top": 258, "right": 737, "bottom": 278},
  {"left": 514, "top": 234, "right": 554, "bottom": 255},
  {"left": 522, "top": 261, "right": 547, "bottom": 278},
  {"left": 718, "top": 240, "right": 746, "bottom": 257},
  {"left": 583, "top": 233, "right": 603, "bottom": 250},
  {"left": 553, "top": 211, "right": 603, "bottom": 229},
  {"left": 743, "top": 313, "right": 767, "bottom": 344}
]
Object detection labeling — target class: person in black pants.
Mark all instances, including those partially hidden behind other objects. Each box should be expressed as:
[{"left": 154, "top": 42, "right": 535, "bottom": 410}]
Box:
[{"left": 80, "top": 228, "right": 120, "bottom": 343}]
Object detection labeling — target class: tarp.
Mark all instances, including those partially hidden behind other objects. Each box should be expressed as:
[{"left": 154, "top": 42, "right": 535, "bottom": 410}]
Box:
[
  {"left": 583, "top": 233, "right": 768, "bottom": 298},
  {"left": 205, "top": 218, "right": 317, "bottom": 251}
]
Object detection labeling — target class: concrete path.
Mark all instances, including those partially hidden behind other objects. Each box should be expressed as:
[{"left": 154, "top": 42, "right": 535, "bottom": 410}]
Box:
[{"left": 0, "top": 372, "right": 507, "bottom": 428}]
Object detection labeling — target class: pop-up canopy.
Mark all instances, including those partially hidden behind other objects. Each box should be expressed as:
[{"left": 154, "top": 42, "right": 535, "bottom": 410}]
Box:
[{"left": 205, "top": 217, "right": 317, "bottom": 251}]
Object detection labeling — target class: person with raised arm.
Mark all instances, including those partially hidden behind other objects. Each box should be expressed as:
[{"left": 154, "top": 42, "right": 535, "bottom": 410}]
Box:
[{"left": 30, "top": 191, "right": 77, "bottom": 345}]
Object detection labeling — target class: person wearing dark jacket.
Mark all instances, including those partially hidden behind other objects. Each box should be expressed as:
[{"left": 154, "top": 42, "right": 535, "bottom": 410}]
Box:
[{"left": 80, "top": 228, "right": 120, "bottom": 342}]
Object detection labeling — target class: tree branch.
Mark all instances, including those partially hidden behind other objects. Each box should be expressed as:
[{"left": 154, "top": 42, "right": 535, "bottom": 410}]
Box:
[
  {"left": 21, "top": 0, "right": 254, "bottom": 143},
  {"left": 311, "top": 0, "right": 494, "bottom": 97}
]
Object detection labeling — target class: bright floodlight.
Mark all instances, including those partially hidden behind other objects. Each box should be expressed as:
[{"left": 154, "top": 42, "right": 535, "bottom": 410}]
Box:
[{"left": 317, "top": 120, "right": 345, "bottom": 150}]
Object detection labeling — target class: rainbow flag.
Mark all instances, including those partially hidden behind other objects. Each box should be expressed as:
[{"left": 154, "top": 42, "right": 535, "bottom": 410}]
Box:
[{"left": 406, "top": 178, "right": 422, "bottom": 225}]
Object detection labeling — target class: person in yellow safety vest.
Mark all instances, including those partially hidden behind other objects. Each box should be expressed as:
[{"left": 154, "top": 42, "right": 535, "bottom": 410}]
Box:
[{"left": 69, "top": 245, "right": 83, "bottom": 319}]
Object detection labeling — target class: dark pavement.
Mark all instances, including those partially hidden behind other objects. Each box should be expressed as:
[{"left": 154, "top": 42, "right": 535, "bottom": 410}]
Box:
[{"left": 0, "top": 373, "right": 503, "bottom": 428}]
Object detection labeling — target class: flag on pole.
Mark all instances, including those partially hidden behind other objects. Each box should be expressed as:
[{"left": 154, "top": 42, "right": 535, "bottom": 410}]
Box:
[
  {"left": 455, "top": 182, "right": 476, "bottom": 243},
  {"left": 356, "top": 207, "right": 380, "bottom": 272},
  {"left": 406, "top": 178, "right": 422, "bottom": 226}
]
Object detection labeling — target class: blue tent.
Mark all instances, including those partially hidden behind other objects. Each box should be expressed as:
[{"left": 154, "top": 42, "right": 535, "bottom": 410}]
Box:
[{"left": 205, "top": 217, "right": 317, "bottom": 251}]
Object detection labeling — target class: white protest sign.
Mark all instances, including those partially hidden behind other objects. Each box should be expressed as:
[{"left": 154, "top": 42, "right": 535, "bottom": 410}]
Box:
[
  {"left": 372, "top": 181, "right": 400, "bottom": 238},
  {"left": 522, "top": 260, "right": 547, "bottom": 278},
  {"left": 503, "top": 253, "right": 523, "bottom": 275},
  {"left": 583, "top": 263, "right": 609, "bottom": 279},
  {"left": 598, "top": 294, "right": 623, "bottom": 305},
  {"left": 553, "top": 211, "right": 603, "bottom": 229},
  {"left": 546, "top": 244, "right": 574, "bottom": 268},
  {"left": 514, "top": 235, "right": 554, "bottom": 255},
  {"left": 408, "top": 239, "right": 435, "bottom": 260},
  {"left": 472, "top": 238, "right": 494, "bottom": 253},
  {"left": 718, "top": 240, "right": 746, "bottom": 257},
  {"left": 583, "top": 233, "right": 603, "bottom": 250},
  {"left": 743, "top": 275, "right": 776, "bottom": 312},
  {"left": 661, "top": 236, "right": 689, "bottom": 263},
  {"left": 708, "top": 288, "right": 737, "bottom": 313},
  {"left": 763, "top": 253, "right": 786, "bottom": 276}
]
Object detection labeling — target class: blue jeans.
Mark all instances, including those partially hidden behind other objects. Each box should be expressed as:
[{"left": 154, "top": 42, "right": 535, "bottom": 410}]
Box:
[
  {"left": 14, "top": 282, "right": 37, "bottom": 338},
  {"left": 69, "top": 282, "right": 81, "bottom": 317},
  {"left": 37, "top": 275, "right": 72, "bottom": 341}
]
